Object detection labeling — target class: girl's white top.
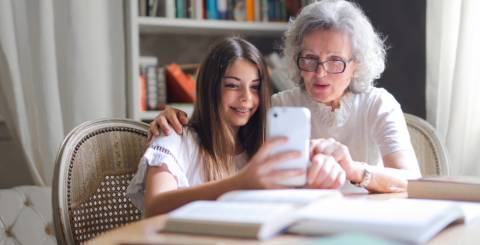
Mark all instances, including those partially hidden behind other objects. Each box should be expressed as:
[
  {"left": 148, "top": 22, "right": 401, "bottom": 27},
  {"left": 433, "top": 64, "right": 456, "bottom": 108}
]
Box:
[{"left": 126, "top": 128, "right": 247, "bottom": 212}]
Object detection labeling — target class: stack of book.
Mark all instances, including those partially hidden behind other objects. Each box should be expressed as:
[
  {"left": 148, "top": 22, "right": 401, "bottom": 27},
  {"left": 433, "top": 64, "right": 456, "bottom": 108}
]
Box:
[
  {"left": 139, "top": 56, "right": 197, "bottom": 111},
  {"left": 408, "top": 176, "right": 480, "bottom": 202},
  {"left": 139, "top": 0, "right": 316, "bottom": 22},
  {"left": 139, "top": 56, "right": 167, "bottom": 111}
]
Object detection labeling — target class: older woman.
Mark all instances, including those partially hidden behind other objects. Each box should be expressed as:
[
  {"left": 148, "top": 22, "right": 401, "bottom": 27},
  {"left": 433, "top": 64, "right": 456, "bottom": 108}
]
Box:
[{"left": 149, "top": 0, "right": 421, "bottom": 193}]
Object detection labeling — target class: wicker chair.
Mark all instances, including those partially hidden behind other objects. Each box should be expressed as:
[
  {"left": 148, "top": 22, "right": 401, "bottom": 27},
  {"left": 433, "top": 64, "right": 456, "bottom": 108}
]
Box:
[
  {"left": 52, "top": 119, "right": 149, "bottom": 245},
  {"left": 404, "top": 113, "right": 449, "bottom": 176}
]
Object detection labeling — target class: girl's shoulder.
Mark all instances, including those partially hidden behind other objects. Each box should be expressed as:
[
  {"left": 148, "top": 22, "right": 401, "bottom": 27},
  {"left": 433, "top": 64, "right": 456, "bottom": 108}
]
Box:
[
  {"left": 149, "top": 127, "right": 198, "bottom": 148},
  {"left": 147, "top": 126, "right": 199, "bottom": 162}
]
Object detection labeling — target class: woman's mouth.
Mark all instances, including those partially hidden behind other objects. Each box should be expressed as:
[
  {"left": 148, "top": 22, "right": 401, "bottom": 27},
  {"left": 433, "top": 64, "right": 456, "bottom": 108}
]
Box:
[{"left": 313, "top": 83, "right": 330, "bottom": 91}]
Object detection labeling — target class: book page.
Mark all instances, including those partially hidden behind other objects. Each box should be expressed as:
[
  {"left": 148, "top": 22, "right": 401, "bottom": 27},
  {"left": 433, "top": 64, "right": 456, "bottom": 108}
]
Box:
[
  {"left": 168, "top": 200, "right": 295, "bottom": 223},
  {"left": 217, "top": 189, "right": 341, "bottom": 206},
  {"left": 295, "top": 198, "right": 460, "bottom": 226},
  {"left": 290, "top": 198, "right": 464, "bottom": 244}
]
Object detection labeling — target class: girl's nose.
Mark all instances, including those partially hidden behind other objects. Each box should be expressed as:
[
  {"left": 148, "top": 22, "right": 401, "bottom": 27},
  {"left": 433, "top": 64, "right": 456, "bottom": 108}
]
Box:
[{"left": 240, "top": 86, "right": 252, "bottom": 101}]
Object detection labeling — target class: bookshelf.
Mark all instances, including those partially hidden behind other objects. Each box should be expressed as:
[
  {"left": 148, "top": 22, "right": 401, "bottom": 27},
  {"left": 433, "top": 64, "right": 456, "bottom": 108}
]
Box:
[{"left": 125, "top": 1, "right": 288, "bottom": 122}]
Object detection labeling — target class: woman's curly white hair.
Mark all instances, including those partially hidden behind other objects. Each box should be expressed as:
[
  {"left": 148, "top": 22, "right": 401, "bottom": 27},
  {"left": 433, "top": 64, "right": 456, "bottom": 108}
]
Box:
[{"left": 283, "top": 0, "right": 386, "bottom": 93}]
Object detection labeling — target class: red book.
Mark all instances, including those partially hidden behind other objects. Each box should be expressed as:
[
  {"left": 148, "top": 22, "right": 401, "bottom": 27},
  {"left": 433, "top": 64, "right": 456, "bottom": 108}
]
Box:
[
  {"left": 139, "top": 74, "right": 147, "bottom": 111},
  {"left": 165, "top": 64, "right": 196, "bottom": 103}
]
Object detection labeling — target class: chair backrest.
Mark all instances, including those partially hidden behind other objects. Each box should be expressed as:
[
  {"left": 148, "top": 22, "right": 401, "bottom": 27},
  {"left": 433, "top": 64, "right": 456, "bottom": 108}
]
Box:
[
  {"left": 404, "top": 113, "right": 449, "bottom": 176},
  {"left": 52, "top": 119, "right": 149, "bottom": 245}
]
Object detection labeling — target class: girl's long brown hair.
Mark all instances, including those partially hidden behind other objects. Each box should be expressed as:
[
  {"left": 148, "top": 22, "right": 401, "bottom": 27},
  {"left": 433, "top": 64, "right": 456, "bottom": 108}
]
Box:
[{"left": 189, "top": 37, "right": 271, "bottom": 182}]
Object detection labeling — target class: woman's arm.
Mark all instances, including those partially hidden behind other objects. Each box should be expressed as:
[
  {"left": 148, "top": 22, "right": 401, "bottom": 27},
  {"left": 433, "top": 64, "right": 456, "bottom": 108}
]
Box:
[
  {"left": 310, "top": 139, "right": 421, "bottom": 193},
  {"left": 349, "top": 150, "right": 421, "bottom": 193}
]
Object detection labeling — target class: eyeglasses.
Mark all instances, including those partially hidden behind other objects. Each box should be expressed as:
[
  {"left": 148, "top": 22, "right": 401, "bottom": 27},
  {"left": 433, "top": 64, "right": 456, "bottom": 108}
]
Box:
[{"left": 297, "top": 56, "right": 352, "bottom": 74}]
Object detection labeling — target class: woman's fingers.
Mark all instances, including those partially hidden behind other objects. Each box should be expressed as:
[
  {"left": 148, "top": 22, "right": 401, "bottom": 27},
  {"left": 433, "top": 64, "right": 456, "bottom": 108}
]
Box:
[
  {"left": 160, "top": 108, "right": 182, "bottom": 134},
  {"left": 147, "top": 119, "right": 162, "bottom": 142},
  {"left": 307, "top": 154, "right": 346, "bottom": 189},
  {"left": 167, "top": 111, "right": 183, "bottom": 135},
  {"left": 158, "top": 116, "right": 171, "bottom": 136},
  {"left": 179, "top": 111, "right": 189, "bottom": 125},
  {"left": 311, "top": 156, "right": 334, "bottom": 187},
  {"left": 307, "top": 155, "right": 323, "bottom": 185},
  {"left": 329, "top": 170, "right": 346, "bottom": 189}
]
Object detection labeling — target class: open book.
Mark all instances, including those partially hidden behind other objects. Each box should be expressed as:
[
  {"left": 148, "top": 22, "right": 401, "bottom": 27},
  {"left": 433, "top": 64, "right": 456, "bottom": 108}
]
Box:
[
  {"left": 161, "top": 189, "right": 465, "bottom": 243},
  {"left": 162, "top": 189, "right": 340, "bottom": 240}
]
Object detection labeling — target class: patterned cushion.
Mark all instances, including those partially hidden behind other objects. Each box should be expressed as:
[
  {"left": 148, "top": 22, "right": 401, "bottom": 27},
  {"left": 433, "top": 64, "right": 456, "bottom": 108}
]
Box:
[{"left": 0, "top": 186, "right": 56, "bottom": 245}]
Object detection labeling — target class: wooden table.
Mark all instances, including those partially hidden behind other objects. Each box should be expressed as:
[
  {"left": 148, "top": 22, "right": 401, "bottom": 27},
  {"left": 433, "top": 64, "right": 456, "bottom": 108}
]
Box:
[{"left": 87, "top": 193, "right": 480, "bottom": 245}]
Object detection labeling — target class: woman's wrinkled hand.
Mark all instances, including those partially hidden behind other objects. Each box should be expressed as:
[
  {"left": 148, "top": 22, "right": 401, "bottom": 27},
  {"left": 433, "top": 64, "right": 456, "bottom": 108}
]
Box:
[
  {"left": 306, "top": 153, "right": 346, "bottom": 189},
  {"left": 147, "top": 106, "right": 189, "bottom": 142},
  {"left": 310, "top": 138, "right": 362, "bottom": 182}
]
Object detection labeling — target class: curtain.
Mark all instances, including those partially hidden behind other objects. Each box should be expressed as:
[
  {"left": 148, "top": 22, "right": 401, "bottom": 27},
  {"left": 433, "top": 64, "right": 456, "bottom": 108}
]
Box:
[
  {"left": 426, "top": 0, "right": 480, "bottom": 176},
  {"left": 0, "top": 0, "right": 126, "bottom": 186}
]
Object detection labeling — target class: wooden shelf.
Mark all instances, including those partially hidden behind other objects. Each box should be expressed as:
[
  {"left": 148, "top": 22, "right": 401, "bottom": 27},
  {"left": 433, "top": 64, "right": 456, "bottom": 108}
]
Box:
[
  {"left": 138, "top": 17, "right": 287, "bottom": 36},
  {"left": 138, "top": 104, "right": 194, "bottom": 121}
]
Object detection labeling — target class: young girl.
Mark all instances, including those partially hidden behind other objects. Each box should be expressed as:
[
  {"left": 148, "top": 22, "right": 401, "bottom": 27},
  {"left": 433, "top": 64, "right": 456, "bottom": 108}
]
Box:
[{"left": 126, "top": 37, "right": 323, "bottom": 217}]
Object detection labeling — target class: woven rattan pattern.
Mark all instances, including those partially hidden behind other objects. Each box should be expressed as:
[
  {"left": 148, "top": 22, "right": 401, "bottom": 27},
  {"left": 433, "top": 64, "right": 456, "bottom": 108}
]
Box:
[
  {"left": 67, "top": 127, "right": 146, "bottom": 243},
  {"left": 71, "top": 174, "right": 141, "bottom": 242}
]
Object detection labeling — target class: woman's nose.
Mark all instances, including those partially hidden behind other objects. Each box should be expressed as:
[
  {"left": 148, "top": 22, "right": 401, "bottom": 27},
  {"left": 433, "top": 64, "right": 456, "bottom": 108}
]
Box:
[{"left": 315, "top": 64, "right": 328, "bottom": 78}]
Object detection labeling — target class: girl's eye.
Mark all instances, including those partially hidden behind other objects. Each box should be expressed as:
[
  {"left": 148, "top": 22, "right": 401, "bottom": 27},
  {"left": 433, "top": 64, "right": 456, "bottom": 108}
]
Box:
[
  {"left": 250, "top": 84, "right": 260, "bottom": 90},
  {"left": 225, "top": 83, "right": 239, "bottom": 88}
]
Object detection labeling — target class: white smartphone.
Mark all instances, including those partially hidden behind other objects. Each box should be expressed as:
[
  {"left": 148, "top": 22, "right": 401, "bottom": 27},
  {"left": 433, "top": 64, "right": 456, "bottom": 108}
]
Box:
[{"left": 267, "top": 107, "right": 311, "bottom": 187}]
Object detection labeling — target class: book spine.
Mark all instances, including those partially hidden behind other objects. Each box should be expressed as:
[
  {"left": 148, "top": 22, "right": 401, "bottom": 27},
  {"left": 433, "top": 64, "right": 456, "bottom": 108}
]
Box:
[
  {"left": 139, "top": 74, "right": 147, "bottom": 111},
  {"left": 165, "top": 0, "right": 175, "bottom": 18},
  {"left": 157, "top": 67, "right": 167, "bottom": 105},
  {"left": 233, "top": 0, "right": 246, "bottom": 21},
  {"left": 193, "top": 0, "right": 204, "bottom": 19},
  {"left": 176, "top": 0, "right": 186, "bottom": 18},
  {"left": 217, "top": 0, "right": 227, "bottom": 19},
  {"left": 146, "top": 65, "right": 158, "bottom": 110},
  {"left": 206, "top": 0, "right": 218, "bottom": 19},
  {"left": 246, "top": 0, "right": 254, "bottom": 22},
  {"left": 165, "top": 64, "right": 196, "bottom": 103},
  {"left": 254, "top": 0, "right": 262, "bottom": 22},
  {"left": 261, "top": 0, "right": 269, "bottom": 22},
  {"left": 149, "top": 0, "right": 158, "bottom": 16}
]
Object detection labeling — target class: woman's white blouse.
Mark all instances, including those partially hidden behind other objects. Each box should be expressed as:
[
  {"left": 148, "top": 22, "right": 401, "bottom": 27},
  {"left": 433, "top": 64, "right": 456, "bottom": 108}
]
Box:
[
  {"left": 126, "top": 127, "right": 247, "bottom": 212},
  {"left": 272, "top": 86, "right": 414, "bottom": 167}
]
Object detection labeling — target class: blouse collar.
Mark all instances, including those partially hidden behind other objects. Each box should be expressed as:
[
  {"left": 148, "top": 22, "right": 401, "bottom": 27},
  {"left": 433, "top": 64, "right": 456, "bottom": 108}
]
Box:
[{"left": 301, "top": 88, "right": 355, "bottom": 128}]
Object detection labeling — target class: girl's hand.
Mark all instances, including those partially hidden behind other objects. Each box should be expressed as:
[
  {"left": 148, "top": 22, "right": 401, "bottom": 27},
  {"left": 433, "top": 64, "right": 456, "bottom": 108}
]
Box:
[
  {"left": 236, "top": 137, "right": 305, "bottom": 189},
  {"left": 148, "top": 106, "right": 189, "bottom": 141},
  {"left": 310, "top": 138, "right": 363, "bottom": 183}
]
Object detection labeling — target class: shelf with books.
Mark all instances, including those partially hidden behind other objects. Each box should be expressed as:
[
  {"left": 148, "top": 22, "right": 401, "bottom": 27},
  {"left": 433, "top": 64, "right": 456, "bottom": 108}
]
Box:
[
  {"left": 138, "top": 17, "right": 287, "bottom": 36},
  {"left": 126, "top": 0, "right": 290, "bottom": 122}
]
